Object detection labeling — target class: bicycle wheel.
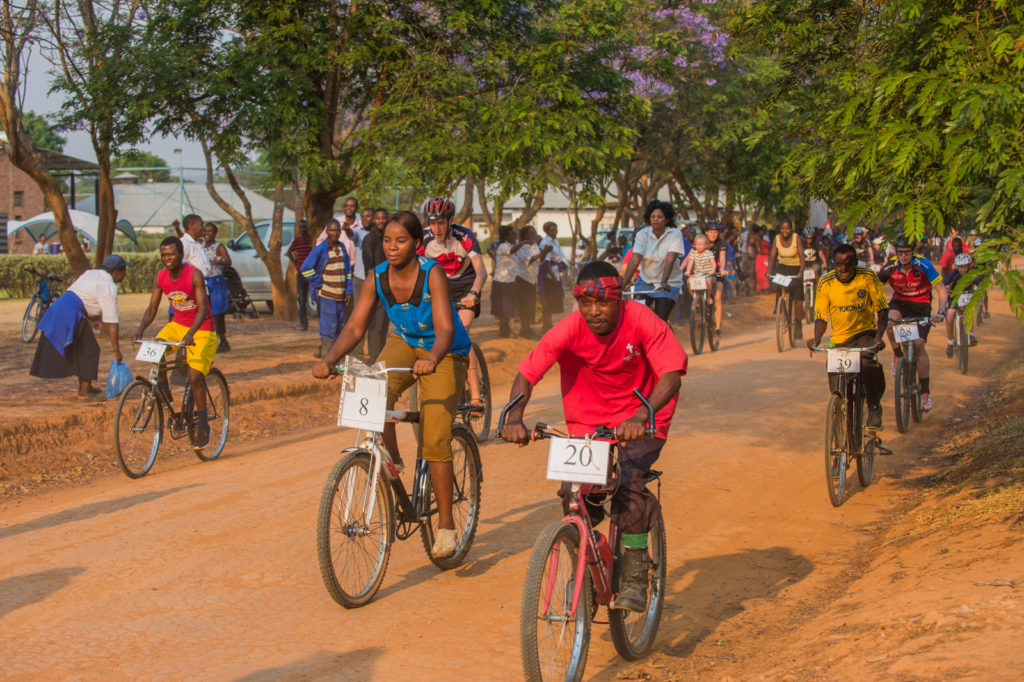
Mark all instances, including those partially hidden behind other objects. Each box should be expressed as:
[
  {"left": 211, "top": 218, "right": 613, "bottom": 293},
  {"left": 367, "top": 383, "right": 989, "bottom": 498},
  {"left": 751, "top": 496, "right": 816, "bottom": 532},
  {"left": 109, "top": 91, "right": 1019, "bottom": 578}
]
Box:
[
  {"left": 521, "top": 521, "right": 591, "bottom": 682},
  {"left": 461, "top": 343, "right": 492, "bottom": 442},
  {"left": 706, "top": 300, "right": 719, "bottom": 352},
  {"left": 194, "top": 368, "right": 230, "bottom": 461},
  {"left": 113, "top": 380, "right": 163, "bottom": 478},
  {"left": 893, "top": 357, "right": 910, "bottom": 433},
  {"left": 609, "top": 515, "right": 667, "bottom": 660},
  {"left": 420, "top": 424, "right": 482, "bottom": 569},
  {"left": 316, "top": 451, "right": 394, "bottom": 608},
  {"left": 689, "top": 297, "right": 704, "bottom": 355},
  {"left": 909, "top": 360, "right": 922, "bottom": 423},
  {"left": 958, "top": 319, "right": 969, "bottom": 375},
  {"left": 775, "top": 295, "right": 788, "bottom": 353},
  {"left": 805, "top": 284, "right": 815, "bottom": 323},
  {"left": 21, "top": 295, "right": 41, "bottom": 343},
  {"left": 825, "top": 393, "right": 849, "bottom": 507},
  {"left": 858, "top": 434, "right": 875, "bottom": 488}
]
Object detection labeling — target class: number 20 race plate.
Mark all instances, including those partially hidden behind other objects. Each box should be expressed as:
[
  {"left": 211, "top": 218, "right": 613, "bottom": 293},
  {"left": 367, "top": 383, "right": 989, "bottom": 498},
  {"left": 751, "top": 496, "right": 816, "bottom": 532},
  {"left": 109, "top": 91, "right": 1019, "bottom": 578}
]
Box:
[{"left": 546, "top": 437, "right": 611, "bottom": 484}]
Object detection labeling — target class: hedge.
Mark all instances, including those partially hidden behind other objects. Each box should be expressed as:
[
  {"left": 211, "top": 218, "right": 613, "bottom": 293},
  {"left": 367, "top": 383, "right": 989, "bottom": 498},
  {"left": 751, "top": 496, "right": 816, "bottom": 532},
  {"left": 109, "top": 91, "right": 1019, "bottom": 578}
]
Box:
[{"left": 0, "top": 253, "right": 162, "bottom": 298}]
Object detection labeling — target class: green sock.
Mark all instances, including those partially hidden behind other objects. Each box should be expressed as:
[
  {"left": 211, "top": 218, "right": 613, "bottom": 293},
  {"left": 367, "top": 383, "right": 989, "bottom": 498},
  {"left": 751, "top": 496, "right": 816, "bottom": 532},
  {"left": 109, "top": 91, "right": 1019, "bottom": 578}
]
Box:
[{"left": 623, "top": 533, "right": 648, "bottom": 549}]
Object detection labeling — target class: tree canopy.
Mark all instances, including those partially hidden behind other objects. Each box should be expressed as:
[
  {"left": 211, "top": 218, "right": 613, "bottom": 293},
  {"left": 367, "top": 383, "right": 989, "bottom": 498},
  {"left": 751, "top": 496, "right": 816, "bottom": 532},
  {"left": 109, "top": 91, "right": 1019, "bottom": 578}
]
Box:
[{"left": 21, "top": 110, "right": 66, "bottom": 151}]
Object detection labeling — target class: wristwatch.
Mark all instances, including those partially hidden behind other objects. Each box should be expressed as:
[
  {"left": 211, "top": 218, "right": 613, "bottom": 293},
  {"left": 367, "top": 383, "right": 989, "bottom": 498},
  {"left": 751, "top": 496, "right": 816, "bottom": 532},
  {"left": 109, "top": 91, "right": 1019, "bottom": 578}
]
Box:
[{"left": 469, "top": 290, "right": 480, "bottom": 299}]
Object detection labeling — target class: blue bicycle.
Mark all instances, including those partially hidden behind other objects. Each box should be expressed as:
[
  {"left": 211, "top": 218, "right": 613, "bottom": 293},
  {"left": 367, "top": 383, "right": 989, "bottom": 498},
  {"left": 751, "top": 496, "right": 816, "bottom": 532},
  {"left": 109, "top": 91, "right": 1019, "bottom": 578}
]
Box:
[{"left": 21, "top": 267, "right": 63, "bottom": 343}]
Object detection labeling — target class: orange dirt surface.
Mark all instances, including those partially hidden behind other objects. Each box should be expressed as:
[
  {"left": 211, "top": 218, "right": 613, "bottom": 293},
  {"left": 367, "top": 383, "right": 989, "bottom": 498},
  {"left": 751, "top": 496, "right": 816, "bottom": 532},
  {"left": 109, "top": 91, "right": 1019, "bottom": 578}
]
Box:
[{"left": 1, "top": 288, "right": 1021, "bottom": 680}]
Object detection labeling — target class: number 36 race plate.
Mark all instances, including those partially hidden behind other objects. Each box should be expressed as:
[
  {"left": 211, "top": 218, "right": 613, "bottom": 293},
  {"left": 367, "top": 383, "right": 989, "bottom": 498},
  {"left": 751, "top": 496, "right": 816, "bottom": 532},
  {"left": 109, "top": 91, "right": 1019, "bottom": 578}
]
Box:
[
  {"left": 135, "top": 341, "right": 166, "bottom": 363},
  {"left": 546, "top": 437, "right": 611, "bottom": 484}
]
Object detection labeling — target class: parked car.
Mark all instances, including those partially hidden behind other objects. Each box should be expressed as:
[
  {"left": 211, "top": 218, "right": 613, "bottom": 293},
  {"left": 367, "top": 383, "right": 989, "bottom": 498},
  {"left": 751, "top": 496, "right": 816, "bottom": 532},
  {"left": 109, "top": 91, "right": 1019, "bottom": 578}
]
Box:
[{"left": 226, "top": 219, "right": 316, "bottom": 312}]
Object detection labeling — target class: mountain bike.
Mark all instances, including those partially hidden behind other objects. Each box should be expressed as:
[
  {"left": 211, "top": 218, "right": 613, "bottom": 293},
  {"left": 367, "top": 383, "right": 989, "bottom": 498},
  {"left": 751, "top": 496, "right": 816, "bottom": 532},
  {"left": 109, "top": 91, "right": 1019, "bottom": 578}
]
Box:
[
  {"left": 772, "top": 273, "right": 795, "bottom": 352},
  {"left": 113, "top": 339, "right": 230, "bottom": 478},
  {"left": 317, "top": 360, "right": 482, "bottom": 608},
  {"left": 802, "top": 267, "right": 817, "bottom": 324},
  {"left": 499, "top": 392, "right": 666, "bottom": 681},
  {"left": 890, "top": 316, "right": 931, "bottom": 433},
  {"left": 686, "top": 276, "right": 717, "bottom": 355},
  {"left": 812, "top": 345, "right": 891, "bottom": 507},
  {"left": 950, "top": 293, "right": 973, "bottom": 375},
  {"left": 21, "top": 267, "right": 63, "bottom": 343}
]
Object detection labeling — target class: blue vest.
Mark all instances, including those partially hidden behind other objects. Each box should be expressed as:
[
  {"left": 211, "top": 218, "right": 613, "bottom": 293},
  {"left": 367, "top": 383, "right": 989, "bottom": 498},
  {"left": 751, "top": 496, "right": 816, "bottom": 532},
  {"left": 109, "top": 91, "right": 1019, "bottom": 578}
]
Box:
[{"left": 374, "top": 256, "right": 471, "bottom": 356}]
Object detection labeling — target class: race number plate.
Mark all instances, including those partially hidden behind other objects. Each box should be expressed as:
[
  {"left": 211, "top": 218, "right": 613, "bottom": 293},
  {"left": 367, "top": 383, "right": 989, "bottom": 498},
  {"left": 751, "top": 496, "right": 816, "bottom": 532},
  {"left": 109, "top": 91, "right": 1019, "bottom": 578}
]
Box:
[
  {"left": 338, "top": 376, "right": 387, "bottom": 431},
  {"left": 688, "top": 275, "right": 708, "bottom": 291},
  {"left": 803, "top": 268, "right": 816, "bottom": 281},
  {"left": 958, "top": 293, "right": 972, "bottom": 308},
  {"left": 135, "top": 341, "right": 166, "bottom": 364},
  {"left": 827, "top": 348, "right": 861, "bottom": 373},
  {"left": 546, "top": 437, "right": 611, "bottom": 484},
  {"left": 892, "top": 322, "right": 920, "bottom": 343},
  {"left": 771, "top": 273, "right": 793, "bottom": 287}
]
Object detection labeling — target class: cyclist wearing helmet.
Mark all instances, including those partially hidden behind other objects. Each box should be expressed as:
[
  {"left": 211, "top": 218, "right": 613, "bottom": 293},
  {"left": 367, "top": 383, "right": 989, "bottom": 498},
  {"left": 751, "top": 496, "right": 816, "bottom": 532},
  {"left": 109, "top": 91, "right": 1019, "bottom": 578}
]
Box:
[
  {"left": 802, "top": 226, "right": 827, "bottom": 276},
  {"left": 942, "top": 252, "right": 984, "bottom": 356},
  {"left": 418, "top": 196, "right": 487, "bottom": 407},
  {"left": 702, "top": 221, "right": 728, "bottom": 343},
  {"left": 877, "top": 234, "right": 947, "bottom": 411},
  {"left": 769, "top": 219, "right": 807, "bottom": 339},
  {"left": 851, "top": 226, "right": 876, "bottom": 266}
]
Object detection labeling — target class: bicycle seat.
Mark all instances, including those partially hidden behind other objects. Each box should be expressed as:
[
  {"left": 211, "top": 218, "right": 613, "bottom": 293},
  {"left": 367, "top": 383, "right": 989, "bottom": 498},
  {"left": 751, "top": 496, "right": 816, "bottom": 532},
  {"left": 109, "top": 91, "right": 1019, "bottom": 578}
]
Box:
[
  {"left": 644, "top": 470, "right": 663, "bottom": 483},
  {"left": 386, "top": 409, "right": 420, "bottom": 424}
]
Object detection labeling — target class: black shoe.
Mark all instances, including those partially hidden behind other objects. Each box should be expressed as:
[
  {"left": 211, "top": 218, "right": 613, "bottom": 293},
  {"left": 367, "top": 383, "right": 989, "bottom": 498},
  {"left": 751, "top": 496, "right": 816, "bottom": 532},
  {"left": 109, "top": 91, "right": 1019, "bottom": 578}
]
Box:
[
  {"left": 610, "top": 547, "right": 649, "bottom": 613},
  {"left": 983, "top": 310, "right": 991, "bottom": 319},
  {"left": 945, "top": 343, "right": 955, "bottom": 358},
  {"left": 867, "top": 404, "right": 883, "bottom": 429},
  {"left": 191, "top": 424, "right": 211, "bottom": 448},
  {"left": 969, "top": 333, "right": 978, "bottom": 347},
  {"left": 217, "top": 340, "right": 231, "bottom": 353},
  {"left": 298, "top": 323, "right": 309, "bottom": 331}
]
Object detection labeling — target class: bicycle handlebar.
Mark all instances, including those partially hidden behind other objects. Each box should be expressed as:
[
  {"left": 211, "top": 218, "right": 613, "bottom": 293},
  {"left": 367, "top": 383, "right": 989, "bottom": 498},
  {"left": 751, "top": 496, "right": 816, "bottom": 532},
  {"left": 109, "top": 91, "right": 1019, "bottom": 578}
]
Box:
[
  {"left": 131, "top": 339, "right": 186, "bottom": 348},
  {"left": 329, "top": 364, "right": 415, "bottom": 377},
  {"left": 810, "top": 346, "right": 878, "bottom": 353},
  {"left": 496, "top": 388, "right": 656, "bottom": 438},
  {"left": 23, "top": 266, "right": 62, "bottom": 282}
]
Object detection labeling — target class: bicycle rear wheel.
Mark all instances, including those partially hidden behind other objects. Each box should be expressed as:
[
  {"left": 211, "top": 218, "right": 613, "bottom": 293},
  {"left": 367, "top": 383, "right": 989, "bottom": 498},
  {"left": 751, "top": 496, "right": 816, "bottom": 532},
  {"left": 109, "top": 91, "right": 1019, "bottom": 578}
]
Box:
[
  {"left": 420, "top": 424, "right": 483, "bottom": 569},
  {"left": 194, "top": 368, "right": 230, "bottom": 461},
  {"left": 893, "top": 357, "right": 910, "bottom": 433},
  {"left": 521, "top": 521, "right": 591, "bottom": 682},
  {"left": 958, "top": 319, "right": 969, "bottom": 375},
  {"left": 317, "top": 451, "right": 394, "bottom": 608},
  {"left": 461, "top": 343, "right": 492, "bottom": 442},
  {"left": 858, "top": 435, "right": 875, "bottom": 488},
  {"left": 689, "top": 297, "right": 704, "bottom": 355},
  {"left": 609, "top": 515, "right": 667, "bottom": 660},
  {"left": 21, "top": 295, "right": 41, "bottom": 343},
  {"left": 114, "top": 380, "right": 163, "bottom": 478},
  {"left": 825, "top": 392, "right": 849, "bottom": 506}
]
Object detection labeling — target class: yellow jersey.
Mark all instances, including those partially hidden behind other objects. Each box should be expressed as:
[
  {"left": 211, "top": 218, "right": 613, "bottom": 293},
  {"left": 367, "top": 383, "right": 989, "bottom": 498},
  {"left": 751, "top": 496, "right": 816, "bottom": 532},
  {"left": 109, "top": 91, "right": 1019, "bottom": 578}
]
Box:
[{"left": 814, "top": 268, "right": 888, "bottom": 343}]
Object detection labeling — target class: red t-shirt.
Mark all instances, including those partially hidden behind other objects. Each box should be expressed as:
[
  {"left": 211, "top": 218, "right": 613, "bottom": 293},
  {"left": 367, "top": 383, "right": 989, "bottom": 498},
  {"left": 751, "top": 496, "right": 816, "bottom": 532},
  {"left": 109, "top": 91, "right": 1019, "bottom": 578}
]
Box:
[
  {"left": 158, "top": 264, "right": 214, "bottom": 331},
  {"left": 518, "top": 301, "right": 688, "bottom": 438}
]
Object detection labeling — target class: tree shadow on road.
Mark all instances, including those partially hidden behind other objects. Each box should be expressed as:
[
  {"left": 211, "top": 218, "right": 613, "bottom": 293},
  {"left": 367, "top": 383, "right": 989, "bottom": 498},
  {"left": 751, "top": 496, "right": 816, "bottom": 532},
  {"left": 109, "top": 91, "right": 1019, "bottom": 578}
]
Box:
[
  {"left": 0, "top": 566, "right": 86, "bottom": 619},
  {"left": 232, "top": 647, "right": 383, "bottom": 681},
  {"left": 589, "top": 546, "right": 813, "bottom": 680},
  {"left": 0, "top": 484, "right": 201, "bottom": 541}
]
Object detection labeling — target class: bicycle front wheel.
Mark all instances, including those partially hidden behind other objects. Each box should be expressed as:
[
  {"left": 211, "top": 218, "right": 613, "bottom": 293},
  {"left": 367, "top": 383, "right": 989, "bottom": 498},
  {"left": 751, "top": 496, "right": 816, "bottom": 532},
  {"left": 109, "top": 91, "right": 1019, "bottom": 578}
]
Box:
[
  {"left": 420, "top": 424, "right": 482, "bottom": 569},
  {"left": 909, "top": 360, "right": 922, "bottom": 423},
  {"left": 462, "top": 343, "right": 492, "bottom": 441},
  {"left": 317, "top": 452, "right": 394, "bottom": 608},
  {"left": 805, "top": 284, "right": 815, "bottom": 323},
  {"left": 894, "top": 357, "right": 910, "bottom": 433},
  {"left": 775, "top": 295, "right": 788, "bottom": 353},
  {"left": 194, "top": 368, "right": 230, "bottom": 461},
  {"left": 21, "top": 295, "right": 41, "bottom": 343},
  {"left": 825, "top": 393, "right": 849, "bottom": 506},
  {"left": 958, "top": 319, "right": 969, "bottom": 375},
  {"left": 521, "top": 521, "right": 591, "bottom": 682},
  {"left": 706, "top": 300, "right": 719, "bottom": 352},
  {"left": 689, "top": 297, "right": 704, "bottom": 355},
  {"left": 114, "top": 380, "right": 163, "bottom": 478},
  {"left": 609, "top": 514, "right": 667, "bottom": 660}
]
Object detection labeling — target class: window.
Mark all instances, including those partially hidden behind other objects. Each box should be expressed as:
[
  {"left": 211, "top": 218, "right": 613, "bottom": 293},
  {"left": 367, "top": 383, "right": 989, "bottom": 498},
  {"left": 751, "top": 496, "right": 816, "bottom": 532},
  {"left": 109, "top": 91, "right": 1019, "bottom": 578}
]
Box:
[{"left": 13, "top": 190, "right": 23, "bottom": 207}]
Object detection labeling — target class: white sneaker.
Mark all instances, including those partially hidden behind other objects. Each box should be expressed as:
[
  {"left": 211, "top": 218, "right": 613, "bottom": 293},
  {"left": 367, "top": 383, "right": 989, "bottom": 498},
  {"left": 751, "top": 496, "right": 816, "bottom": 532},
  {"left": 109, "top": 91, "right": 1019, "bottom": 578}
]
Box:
[
  {"left": 921, "top": 392, "right": 933, "bottom": 411},
  {"left": 431, "top": 528, "right": 458, "bottom": 557}
]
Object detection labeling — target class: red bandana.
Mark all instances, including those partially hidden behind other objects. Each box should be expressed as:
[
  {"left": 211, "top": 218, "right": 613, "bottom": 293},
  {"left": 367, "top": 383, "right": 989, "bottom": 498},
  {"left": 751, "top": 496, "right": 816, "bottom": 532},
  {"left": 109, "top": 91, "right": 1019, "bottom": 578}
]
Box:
[{"left": 573, "top": 276, "right": 623, "bottom": 301}]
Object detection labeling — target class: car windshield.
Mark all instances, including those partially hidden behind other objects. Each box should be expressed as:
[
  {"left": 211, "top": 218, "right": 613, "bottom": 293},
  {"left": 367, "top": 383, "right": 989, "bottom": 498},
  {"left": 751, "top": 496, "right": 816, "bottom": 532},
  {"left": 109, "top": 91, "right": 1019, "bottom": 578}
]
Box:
[{"left": 231, "top": 221, "right": 296, "bottom": 249}]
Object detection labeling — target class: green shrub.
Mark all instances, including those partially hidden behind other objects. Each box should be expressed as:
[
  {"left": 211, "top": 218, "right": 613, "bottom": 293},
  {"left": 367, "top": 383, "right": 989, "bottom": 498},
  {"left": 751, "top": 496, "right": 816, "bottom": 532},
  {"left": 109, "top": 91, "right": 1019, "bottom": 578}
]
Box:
[{"left": 0, "top": 253, "right": 162, "bottom": 298}]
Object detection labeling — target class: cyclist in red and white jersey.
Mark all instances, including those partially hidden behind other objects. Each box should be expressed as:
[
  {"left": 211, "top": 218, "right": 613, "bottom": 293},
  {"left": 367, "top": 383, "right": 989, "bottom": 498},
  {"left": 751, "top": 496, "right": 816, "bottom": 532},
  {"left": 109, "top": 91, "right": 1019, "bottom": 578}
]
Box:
[
  {"left": 877, "top": 234, "right": 947, "bottom": 411},
  {"left": 418, "top": 197, "right": 487, "bottom": 406}
]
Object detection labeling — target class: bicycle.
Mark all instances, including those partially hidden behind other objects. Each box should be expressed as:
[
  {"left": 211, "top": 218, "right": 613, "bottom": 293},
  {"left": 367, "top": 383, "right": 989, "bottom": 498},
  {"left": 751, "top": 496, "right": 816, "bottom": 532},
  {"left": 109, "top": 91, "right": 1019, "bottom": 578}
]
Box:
[
  {"left": 812, "top": 345, "right": 892, "bottom": 507},
  {"left": 950, "top": 293, "right": 973, "bottom": 375},
  {"left": 802, "top": 267, "right": 817, "bottom": 324},
  {"left": 686, "top": 275, "right": 718, "bottom": 355},
  {"left": 21, "top": 267, "right": 63, "bottom": 343},
  {"left": 113, "top": 339, "right": 230, "bottom": 478},
  {"left": 890, "top": 316, "right": 931, "bottom": 433},
  {"left": 499, "top": 391, "right": 667, "bottom": 681},
  {"left": 317, "top": 360, "right": 482, "bottom": 608},
  {"left": 772, "top": 273, "right": 795, "bottom": 352},
  {"left": 409, "top": 340, "right": 492, "bottom": 442}
]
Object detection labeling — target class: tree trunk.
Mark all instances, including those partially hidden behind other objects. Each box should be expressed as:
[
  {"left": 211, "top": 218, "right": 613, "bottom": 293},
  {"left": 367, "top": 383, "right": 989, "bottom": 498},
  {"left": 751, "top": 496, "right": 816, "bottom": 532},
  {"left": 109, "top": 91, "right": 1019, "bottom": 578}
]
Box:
[
  {"left": 454, "top": 180, "right": 474, "bottom": 226},
  {"left": 512, "top": 189, "right": 545, "bottom": 230},
  {"left": 304, "top": 187, "right": 338, "bottom": 235},
  {"left": 268, "top": 182, "right": 298, "bottom": 319},
  {"left": 93, "top": 149, "right": 118, "bottom": 265}
]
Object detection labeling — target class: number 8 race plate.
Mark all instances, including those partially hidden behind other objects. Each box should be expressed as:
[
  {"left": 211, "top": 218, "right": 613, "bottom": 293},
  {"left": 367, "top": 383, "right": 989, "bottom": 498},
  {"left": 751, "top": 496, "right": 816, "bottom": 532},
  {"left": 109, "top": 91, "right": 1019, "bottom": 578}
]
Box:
[{"left": 546, "top": 437, "right": 611, "bottom": 484}]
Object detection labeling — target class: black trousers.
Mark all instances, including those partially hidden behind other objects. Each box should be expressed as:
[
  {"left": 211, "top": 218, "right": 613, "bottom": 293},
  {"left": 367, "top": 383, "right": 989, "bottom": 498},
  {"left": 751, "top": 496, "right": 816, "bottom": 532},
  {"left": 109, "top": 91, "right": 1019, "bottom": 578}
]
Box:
[
  {"left": 366, "top": 300, "right": 389, "bottom": 362},
  {"left": 828, "top": 331, "right": 885, "bottom": 407},
  {"left": 30, "top": 318, "right": 99, "bottom": 382},
  {"left": 296, "top": 275, "right": 310, "bottom": 327}
]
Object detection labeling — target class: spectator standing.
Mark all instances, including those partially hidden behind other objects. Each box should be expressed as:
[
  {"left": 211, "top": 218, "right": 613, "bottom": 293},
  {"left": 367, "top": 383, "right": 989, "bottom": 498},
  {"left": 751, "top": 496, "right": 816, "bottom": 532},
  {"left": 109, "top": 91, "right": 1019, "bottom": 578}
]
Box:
[
  {"left": 302, "top": 219, "right": 353, "bottom": 359},
  {"left": 538, "top": 221, "right": 568, "bottom": 331},
  {"left": 180, "top": 214, "right": 212, "bottom": 276},
  {"left": 361, "top": 208, "right": 391, "bottom": 360},
  {"left": 491, "top": 225, "right": 518, "bottom": 338},
  {"left": 512, "top": 225, "right": 541, "bottom": 338},
  {"left": 202, "top": 222, "right": 233, "bottom": 352},
  {"left": 33, "top": 234, "right": 48, "bottom": 254},
  {"left": 287, "top": 219, "right": 314, "bottom": 331}
]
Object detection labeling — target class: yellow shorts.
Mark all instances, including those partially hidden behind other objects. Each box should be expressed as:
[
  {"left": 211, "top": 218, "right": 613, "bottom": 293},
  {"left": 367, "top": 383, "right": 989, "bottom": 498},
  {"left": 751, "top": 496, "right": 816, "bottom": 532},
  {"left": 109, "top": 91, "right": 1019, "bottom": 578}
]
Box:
[{"left": 157, "top": 321, "right": 217, "bottom": 376}]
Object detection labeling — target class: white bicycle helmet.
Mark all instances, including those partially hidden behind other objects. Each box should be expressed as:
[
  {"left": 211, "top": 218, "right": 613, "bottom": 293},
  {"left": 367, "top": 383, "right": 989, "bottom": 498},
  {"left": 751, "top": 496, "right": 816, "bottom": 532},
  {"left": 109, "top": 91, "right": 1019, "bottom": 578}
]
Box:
[{"left": 954, "top": 253, "right": 972, "bottom": 267}]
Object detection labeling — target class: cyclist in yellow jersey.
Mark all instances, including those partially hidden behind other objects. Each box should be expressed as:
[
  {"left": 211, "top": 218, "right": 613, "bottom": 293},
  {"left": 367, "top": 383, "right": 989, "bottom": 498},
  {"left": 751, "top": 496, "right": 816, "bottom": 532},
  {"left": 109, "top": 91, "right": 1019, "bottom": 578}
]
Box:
[{"left": 807, "top": 244, "right": 890, "bottom": 428}]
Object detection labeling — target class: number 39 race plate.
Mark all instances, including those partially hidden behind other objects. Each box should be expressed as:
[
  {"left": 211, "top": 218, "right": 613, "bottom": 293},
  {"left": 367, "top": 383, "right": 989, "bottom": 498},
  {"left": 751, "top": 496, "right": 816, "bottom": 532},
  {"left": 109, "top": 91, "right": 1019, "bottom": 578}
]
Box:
[
  {"left": 826, "top": 348, "right": 861, "bottom": 373},
  {"left": 546, "top": 437, "right": 611, "bottom": 484}
]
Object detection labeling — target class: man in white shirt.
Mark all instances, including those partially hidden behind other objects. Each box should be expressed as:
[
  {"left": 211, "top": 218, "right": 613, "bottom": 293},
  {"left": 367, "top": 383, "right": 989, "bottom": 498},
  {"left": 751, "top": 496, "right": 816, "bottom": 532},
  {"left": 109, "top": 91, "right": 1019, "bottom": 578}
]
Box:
[
  {"left": 180, "top": 213, "right": 211, "bottom": 277},
  {"left": 538, "top": 221, "right": 567, "bottom": 330},
  {"left": 30, "top": 255, "right": 129, "bottom": 400}
]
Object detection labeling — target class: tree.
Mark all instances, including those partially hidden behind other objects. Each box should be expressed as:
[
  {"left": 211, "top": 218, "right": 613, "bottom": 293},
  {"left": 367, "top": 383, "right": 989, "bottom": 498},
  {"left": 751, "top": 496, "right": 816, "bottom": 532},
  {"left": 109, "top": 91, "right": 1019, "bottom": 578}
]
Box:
[
  {"left": 734, "top": 0, "right": 1024, "bottom": 322},
  {"left": 21, "top": 110, "right": 66, "bottom": 151},
  {"left": 111, "top": 150, "right": 171, "bottom": 182}
]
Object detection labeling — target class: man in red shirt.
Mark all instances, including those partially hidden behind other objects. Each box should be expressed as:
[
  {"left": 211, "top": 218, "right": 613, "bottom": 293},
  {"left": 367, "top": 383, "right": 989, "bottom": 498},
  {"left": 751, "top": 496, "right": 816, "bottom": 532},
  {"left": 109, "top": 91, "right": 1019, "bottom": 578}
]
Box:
[{"left": 501, "top": 260, "right": 687, "bottom": 612}]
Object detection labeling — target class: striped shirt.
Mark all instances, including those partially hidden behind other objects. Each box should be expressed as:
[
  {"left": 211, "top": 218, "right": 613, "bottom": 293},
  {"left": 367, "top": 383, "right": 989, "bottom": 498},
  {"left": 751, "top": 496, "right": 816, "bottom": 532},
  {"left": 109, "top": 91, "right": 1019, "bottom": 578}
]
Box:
[
  {"left": 319, "top": 244, "right": 351, "bottom": 301},
  {"left": 288, "top": 235, "right": 313, "bottom": 267}
]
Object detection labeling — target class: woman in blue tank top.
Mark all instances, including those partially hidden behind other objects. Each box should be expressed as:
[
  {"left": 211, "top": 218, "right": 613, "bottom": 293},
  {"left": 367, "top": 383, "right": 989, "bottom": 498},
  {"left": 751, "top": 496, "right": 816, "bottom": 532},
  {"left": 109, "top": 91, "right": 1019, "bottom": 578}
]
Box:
[{"left": 313, "top": 210, "right": 470, "bottom": 558}]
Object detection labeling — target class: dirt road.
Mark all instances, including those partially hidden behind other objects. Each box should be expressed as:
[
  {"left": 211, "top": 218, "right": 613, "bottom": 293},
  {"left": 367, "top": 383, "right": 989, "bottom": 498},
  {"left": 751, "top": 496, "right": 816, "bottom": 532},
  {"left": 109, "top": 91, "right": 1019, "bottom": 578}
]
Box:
[{"left": 2, "top": 294, "right": 1022, "bottom": 680}]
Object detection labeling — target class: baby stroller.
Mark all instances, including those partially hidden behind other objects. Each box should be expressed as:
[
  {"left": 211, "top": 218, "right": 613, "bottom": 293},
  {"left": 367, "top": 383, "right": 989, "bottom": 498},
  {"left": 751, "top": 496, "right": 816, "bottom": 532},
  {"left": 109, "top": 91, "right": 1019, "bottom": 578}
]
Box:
[{"left": 223, "top": 266, "right": 258, "bottom": 319}]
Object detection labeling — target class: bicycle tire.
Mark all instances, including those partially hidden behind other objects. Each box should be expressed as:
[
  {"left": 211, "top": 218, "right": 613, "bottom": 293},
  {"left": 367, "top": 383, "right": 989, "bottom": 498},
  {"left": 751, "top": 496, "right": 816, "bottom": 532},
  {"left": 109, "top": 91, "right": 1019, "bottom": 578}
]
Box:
[
  {"left": 521, "top": 521, "right": 591, "bottom": 682},
  {"left": 775, "top": 295, "right": 787, "bottom": 353},
  {"left": 805, "top": 284, "right": 815, "bottom": 324},
  {"left": 786, "top": 296, "right": 795, "bottom": 349},
  {"left": 609, "top": 515, "right": 667, "bottom": 660},
  {"left": 419, "top": 424, "right": 483, "bottom": 569},
  {"left": 893, "top": 357, "right": 909, "bottom": 433},
  {"left": 21, "top": 295, "right": 41, "bottom": 343},
  {"left": 689, "top": 296, "right": 704, "bottom": 355},
  {"left": 909, "top": 360, "right": 922, "bottom": 423},
  {"left": 316, "top": 451, "right": 394, "bottom": 608},
  {"left": 461, "top": 343, "right": 492, "bottom": 442},
  {"left": 825, "top": 392, "right": 849, "bottom": 507},
  {"left": 958, "top": 319, "right": 969, "bottom": 375},
  {"left": 194, "top": 368, "right": 230, "bottom": 461},
  {"left": 858, "top": 435, "right": 875, "bottom": 488},
  {"left": 706, "top": 299, "right": 719, "bottom": 352},
  {"left": 113, "top": 380, "right": 163, "bottom": 478}
]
